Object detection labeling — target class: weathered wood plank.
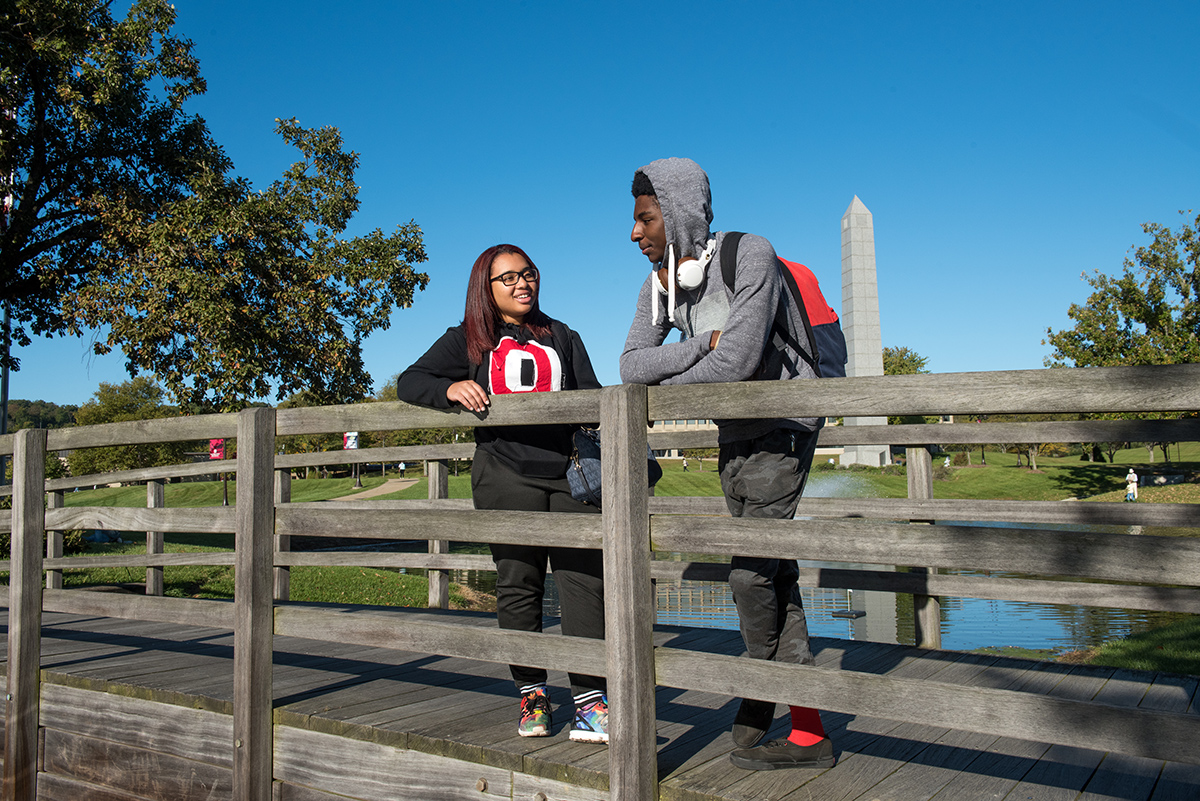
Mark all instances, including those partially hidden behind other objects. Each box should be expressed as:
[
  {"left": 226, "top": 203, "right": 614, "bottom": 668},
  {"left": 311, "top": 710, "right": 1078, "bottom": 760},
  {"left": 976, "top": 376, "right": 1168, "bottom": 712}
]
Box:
[
  {"left": 44, "top": 458, "right": 236, "bottom": 492},
  {"left": 274, "top": 390, "right": 603, "bottom": 436},
  {"left": 233, "top": 406, "right": 276, "bottom": 801},
  {"left": 273, "top": 606, "right": 606, "bottom": 680},
  {"left": 648, "top": 417, "right": 1200, "bottom": 468},
  {"left": 40, "top": 683, "right": 234, "bottom": 768},
  {"left": 1148, "top": 762, "right": 1200, "bottom": 801},
  {"left": 427, "top": 459, "right": 451, "bottom": 610},
  {"left": 4, "top": 428, "right": 45, "bottom": 801},
  {"left": 788, "top": 497, "right": 1199, "bottom": 527},
  {"left": 292, "top": 498, "right": 474, "bottom": 511},
  {"left": 37, "top": 552, "right": 236, "bottom": 570},
  {"left": 649, "top": 560, "right": 1200, "bottom": 614},
  {"left": 1076, "top": 750, "right": 1164, "bottom": 801},
  {"left": 646, "top": 364, "right": 1200, "bottom": 420},
  {"left": 44, "top": 412, "right": 238, "bottom": 452},
  {"left": 907, "top": 446, "right": 942, "bottom": 650},
  {"left": 275, "top": 552, "right": 493, "bottom": 571},
  {"left": 602, "top": 383, "right": 657, "bottom": 801},
  {"left": 1002, "top": 743, "right": 1107, "bottom": 801},
  {"left": 649, "top": 517, "right": 1200, "bottom": 586},
  {"left": 815, "top": 417, "right": 1200, "bottom": 447},
  {"left": 41, "top": 589, "right": 234, "bottom": 628},
  {"left": 512, "top": 773, "right": 611, "bottom": 801},
  {"left": 274, "top": 443, "right": 476, "bottom": 469},
  {"left": 648, "top": 494, "right": 1200, "bottom": 528},
  {"left": 273, "top": 725, "right": 512, "bottom": 801},
  {"left": 146, "top": 480, "right": 165, "bottom": 597},
  {"left": 275, "top": 506, "right": 603, "bottom": 549},
  {"left": 41, "top": 727, "right": 234, "bottom": 800},
  {"left": 44, "top": 505, "right": 236, "bottom": 534},
  {"left": 653, "top": 647, "right": 1200, "bottom": 765},
  {"left": 45, "top": 490, "right": 64, "bottom": 591},
  {"left": 35, "top": 772, "right": 172, "bottom": 801},
  {"left": 275, "top": 468, "right": 292, "bottom": 602}
]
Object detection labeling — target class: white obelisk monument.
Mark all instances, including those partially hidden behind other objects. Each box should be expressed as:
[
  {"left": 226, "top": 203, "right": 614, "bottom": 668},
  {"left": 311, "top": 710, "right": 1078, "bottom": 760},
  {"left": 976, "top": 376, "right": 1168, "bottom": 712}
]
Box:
[{"left": 839, "top": 196, "right": 889, "bottom": 467}]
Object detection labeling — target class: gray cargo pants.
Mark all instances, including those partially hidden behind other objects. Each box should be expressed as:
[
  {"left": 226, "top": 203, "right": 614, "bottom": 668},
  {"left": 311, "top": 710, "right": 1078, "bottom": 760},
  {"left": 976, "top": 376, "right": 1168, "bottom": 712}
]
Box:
[{"left": 718, "top": 427, "right": 820, "bottom": 666}]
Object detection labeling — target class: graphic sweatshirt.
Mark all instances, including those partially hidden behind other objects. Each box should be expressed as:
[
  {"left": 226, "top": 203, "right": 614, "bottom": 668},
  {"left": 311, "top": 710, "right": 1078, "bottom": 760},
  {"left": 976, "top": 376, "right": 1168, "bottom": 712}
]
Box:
[
  {"left": 618, "top": 157, "right": 820, "bottom": 443},
  {"left": 396, "top": 319, "right": 600, "bottom": 478}
]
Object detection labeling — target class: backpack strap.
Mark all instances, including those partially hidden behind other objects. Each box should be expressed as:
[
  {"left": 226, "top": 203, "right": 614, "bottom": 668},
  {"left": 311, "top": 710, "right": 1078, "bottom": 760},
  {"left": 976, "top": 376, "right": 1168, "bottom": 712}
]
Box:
[{"left": 720, "top": 232, "right": 823, "bottom": 376}]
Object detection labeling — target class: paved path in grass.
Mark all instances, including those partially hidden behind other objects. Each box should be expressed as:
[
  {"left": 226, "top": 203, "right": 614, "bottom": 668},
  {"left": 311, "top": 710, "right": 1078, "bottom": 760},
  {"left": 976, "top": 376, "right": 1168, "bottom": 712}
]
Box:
[{"left": 327, "top": 478, "right": 418, "bottom": 500}]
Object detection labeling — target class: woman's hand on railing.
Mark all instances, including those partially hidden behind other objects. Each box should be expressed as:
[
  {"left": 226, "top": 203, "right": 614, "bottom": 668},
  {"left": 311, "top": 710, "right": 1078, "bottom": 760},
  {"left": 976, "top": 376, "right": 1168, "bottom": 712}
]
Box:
[{"left": 446, "top": 380, "right": 490, "bottom": 413}]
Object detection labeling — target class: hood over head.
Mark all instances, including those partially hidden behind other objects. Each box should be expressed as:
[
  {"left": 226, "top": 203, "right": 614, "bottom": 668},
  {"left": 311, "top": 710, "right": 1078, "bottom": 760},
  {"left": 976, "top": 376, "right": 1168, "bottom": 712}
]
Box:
[{"left": 635, "top": 157, "right": 713, "bottom": 265}]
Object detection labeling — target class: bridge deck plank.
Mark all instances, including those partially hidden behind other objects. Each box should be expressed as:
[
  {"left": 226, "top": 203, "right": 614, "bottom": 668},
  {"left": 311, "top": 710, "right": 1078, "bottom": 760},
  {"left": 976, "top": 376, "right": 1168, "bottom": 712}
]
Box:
[{"left": 1, "top": 607, "right": 1195, "bottom": 801}]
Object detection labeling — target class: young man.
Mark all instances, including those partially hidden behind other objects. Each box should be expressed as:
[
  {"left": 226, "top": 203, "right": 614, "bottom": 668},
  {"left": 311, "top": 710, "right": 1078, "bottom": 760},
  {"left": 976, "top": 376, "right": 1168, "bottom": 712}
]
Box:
[{"left": 619, "top": 157, "right": 836, "bottom": 771}]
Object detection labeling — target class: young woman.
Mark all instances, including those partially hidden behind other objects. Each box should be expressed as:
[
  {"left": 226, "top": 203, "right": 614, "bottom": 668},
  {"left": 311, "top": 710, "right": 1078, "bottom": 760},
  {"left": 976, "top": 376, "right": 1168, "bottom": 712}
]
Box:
[{"left": 396, "top": 244, "right": 608, "bottom": 743}]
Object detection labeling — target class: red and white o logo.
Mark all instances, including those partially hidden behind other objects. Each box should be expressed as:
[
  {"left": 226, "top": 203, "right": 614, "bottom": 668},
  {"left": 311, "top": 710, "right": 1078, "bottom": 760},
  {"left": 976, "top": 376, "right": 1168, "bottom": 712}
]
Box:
[{"left": 489, "top": 337, "right": 563, "bottom": 395}]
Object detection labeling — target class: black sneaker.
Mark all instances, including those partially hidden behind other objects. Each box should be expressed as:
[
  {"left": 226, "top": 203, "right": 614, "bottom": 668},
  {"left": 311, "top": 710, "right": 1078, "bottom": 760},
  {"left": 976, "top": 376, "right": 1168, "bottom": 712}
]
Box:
[
  {"left": 731, "top": 698, "right": 776, "bottom": 748},
  {"left": 729, "top": 738, "right": 836, "bottom": 771}
]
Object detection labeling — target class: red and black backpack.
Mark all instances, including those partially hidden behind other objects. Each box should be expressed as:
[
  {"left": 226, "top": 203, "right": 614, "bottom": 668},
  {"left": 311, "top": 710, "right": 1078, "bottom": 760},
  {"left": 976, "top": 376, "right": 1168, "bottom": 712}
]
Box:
[{"left": 720, "top": 232, "right": 847, "bottom": 379}]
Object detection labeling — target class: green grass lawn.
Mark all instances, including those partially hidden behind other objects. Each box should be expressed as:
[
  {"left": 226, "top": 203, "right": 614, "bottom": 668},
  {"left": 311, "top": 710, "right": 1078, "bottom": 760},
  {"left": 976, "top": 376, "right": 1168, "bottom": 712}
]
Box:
[{"left": 62, "top": 474, "right": 395, "bottom": 508}]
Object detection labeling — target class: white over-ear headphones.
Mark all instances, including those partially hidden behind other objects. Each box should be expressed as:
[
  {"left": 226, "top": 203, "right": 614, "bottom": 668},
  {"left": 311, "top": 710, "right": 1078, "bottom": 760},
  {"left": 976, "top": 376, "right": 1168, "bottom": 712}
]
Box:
[{"left": 652, "top": 238, "right": 717, "bottom": 324}]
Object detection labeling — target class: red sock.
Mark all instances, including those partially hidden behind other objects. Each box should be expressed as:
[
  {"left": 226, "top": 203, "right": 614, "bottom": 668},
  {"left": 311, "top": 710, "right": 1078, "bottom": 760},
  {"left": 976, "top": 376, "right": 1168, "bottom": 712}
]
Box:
[{"left": 786, "top": 706, "right": 826, "bottom": 746}]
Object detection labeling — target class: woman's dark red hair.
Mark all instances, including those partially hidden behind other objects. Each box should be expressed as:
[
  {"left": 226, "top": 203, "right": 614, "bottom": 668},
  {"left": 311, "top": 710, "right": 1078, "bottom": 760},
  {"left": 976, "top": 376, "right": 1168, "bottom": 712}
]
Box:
[{"left": 463, "top": 244, "right": 552, "bottom": 364}]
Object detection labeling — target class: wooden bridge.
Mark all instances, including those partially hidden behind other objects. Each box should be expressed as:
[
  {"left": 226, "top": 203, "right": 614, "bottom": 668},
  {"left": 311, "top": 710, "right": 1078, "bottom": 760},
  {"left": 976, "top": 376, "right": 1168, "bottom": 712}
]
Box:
[{"left": 2, "top": 365, "right": 1199, "bottom": 800}]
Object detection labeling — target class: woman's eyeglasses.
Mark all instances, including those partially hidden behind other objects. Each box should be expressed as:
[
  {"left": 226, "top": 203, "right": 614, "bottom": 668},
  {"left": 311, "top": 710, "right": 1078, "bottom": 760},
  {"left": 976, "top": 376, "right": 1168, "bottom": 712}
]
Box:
[{"left": 489, "top": 267, "right": 539, "bottom": 286}]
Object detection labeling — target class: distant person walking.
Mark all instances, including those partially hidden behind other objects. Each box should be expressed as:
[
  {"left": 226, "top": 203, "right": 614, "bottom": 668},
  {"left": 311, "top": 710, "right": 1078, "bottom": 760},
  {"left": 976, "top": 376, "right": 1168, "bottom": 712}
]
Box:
[
  {"left": 682, "top": 457, "right": 689, "bottom": 472},
  {"left": 1125, "top": 468, "right": 1139, "bottom": 502},
  {"left": 396, "top": 244, "right": 609, "bottom": 743}
]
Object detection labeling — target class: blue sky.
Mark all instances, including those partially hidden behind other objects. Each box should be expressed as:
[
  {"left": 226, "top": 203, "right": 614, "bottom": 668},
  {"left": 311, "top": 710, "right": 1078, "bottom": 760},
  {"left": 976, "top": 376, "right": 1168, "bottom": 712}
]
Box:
[{"left": 11, "top": 0, "right": 1200, "bottom": 406}]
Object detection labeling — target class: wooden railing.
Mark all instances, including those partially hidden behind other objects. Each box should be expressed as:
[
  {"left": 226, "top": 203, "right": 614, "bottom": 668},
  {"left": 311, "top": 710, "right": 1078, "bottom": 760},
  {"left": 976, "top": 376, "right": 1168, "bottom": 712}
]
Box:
[{"left": 2, "top": 364, "right": 1199, "bottom": 801}]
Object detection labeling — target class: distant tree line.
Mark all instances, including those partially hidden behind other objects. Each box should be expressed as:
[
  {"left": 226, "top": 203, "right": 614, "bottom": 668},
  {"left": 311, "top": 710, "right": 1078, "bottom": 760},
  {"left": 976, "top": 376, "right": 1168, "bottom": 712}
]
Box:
[{"left": 6, "top": 399, "right": 79, "bottom": 431}]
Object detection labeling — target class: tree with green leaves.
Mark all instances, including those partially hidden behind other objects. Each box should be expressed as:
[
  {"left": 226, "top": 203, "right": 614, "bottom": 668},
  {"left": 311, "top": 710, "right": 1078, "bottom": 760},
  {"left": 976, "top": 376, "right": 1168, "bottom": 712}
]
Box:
[
  {"left": 2, "top": 1, "right": 428, "bottom": 410},
  {"left": 882, "top": 345, "right": 934, "bottom": 426},
  {"left": 882, "top": 346, "right": 929, "bottom": 376},
  {"left": 1044, "top": 211, "right": 1198, "bottom": 461},
  {"left": 1044, "top": 210, "right": 1199, "bottom": 368},
  {"left": 66, "top": 376, "right": 193, "bottom": 477},
  {"left": 2, "top": 0, "right": 227, "bottom": 363}
]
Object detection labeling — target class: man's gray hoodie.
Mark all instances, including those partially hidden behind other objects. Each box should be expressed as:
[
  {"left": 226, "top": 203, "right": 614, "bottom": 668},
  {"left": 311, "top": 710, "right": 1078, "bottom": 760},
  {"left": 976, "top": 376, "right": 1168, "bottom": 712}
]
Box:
[{"left": 619, "top": 157, "right": 820, "bottom": 443}]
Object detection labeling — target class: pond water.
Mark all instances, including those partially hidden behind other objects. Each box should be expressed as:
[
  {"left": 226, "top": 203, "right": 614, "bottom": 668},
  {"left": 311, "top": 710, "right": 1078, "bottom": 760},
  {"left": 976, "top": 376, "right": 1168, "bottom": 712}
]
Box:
[{"left": 408, "top": 470, "right": 1193, "bottom": 654}]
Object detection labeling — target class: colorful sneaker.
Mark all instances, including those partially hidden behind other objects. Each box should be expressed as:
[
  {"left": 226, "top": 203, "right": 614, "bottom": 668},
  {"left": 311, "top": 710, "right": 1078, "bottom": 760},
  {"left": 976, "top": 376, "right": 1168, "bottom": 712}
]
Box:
[
  {"left": 569, "top": 694, "right": 609, "bottom": 743},
  {"left": 518, "top": 687, "right": 552, "bottom": 737}
]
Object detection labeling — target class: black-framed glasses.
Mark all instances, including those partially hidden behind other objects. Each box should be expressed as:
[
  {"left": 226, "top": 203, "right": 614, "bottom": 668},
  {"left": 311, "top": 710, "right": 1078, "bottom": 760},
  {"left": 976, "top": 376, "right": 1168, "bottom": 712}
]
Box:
[{"left": 489, "top": 267, "right": 539, "bottom": 286}]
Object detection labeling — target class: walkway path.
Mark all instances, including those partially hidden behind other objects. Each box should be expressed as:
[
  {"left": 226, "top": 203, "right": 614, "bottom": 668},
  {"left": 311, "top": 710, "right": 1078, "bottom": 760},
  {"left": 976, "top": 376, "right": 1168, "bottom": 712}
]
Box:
[{"left": 327, "top": 477, "right": 418, "bottom": 500}]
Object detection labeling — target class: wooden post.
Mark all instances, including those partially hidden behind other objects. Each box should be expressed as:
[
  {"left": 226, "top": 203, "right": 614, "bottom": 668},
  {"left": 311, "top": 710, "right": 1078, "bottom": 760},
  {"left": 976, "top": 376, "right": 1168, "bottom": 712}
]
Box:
[
  {"left": 234, "top": 407, "right": 276, "bottom": 800},
  {"left": 45, "top": 490, "right": 63, "bottom": 590},
  {"left": 5, "top": 428, "right": 46, "bottom": 801},
  {"left": 427, "top": 459, "right": 450, "bottom": 609},
  {"left": 274, "top": 468, "right": 292, "bottom": 601},
  {"left": 146, "top": 479, "right": 165, "bottom": 596},
  {"left": 906, "top": 446, "right": 942, "bottom": 649},
  {"left": 601, "top": 384, "right": 656, "bottom": 801}
]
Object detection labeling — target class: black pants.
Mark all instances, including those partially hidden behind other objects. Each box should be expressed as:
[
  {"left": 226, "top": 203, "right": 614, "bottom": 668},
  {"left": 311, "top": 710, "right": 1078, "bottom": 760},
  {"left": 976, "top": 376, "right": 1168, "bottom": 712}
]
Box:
[
  {"left": 471, "top": 449, "right": 606, "bottom": 697},
  {"left": 719, "top": 428, "right": 820, "bottom": 666}
]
